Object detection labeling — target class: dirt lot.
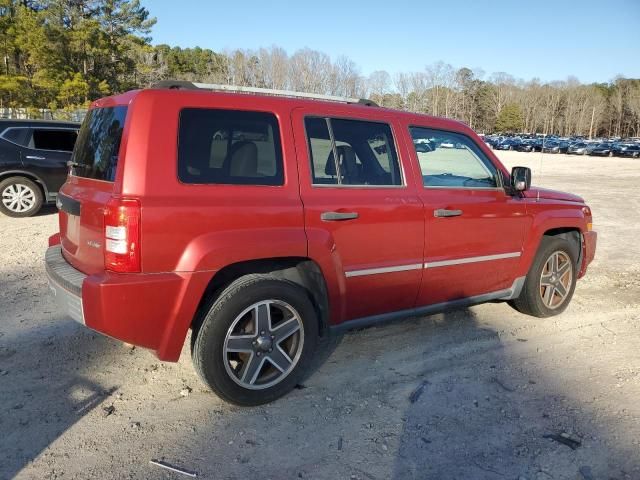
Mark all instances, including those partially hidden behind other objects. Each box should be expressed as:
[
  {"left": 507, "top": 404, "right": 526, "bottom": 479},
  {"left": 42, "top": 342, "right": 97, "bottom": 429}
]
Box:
[{"left": 1, "top": 151, "right": 639, "bottom": 480}]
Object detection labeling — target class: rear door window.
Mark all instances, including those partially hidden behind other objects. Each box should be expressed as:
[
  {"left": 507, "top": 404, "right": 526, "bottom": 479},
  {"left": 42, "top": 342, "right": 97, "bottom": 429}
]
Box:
[
  {"left": 178, "top": 109, "right": 284, "bottom": 186},
  {"left": 305, "top": 117, "right": 402, "bottom": 186},
  {"left": 71, "top": 106, "right": 127, "bottom": 182},
  {"left": 31, "top": 129, "right": 77, "bottom": 152}
]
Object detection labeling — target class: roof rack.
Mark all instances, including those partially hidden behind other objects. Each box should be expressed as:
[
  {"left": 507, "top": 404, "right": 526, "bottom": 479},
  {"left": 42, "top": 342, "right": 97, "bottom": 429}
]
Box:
[{"left": 150, "top": 80, "right": 378, "bottom": 107}]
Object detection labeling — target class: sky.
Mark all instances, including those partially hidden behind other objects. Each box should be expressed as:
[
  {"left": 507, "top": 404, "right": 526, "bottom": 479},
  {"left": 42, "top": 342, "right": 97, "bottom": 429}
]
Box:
[{"left": 142, "top": 0, "right": 640, "bottom": 84}]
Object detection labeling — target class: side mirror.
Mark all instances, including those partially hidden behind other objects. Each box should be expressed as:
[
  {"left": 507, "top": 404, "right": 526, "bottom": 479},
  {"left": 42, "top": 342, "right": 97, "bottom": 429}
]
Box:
[{"left": 510, "top": 166, "right": 531, "bottom": 192}]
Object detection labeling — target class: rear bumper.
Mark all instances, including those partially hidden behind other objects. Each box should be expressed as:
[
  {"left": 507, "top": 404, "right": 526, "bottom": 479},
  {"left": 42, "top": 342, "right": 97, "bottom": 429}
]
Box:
[
  {"left": 45, "top": 246, "right": 211, "bottom": 361},
  {"left": 45, "top": 246, "right": 86, "bottom": 324}
]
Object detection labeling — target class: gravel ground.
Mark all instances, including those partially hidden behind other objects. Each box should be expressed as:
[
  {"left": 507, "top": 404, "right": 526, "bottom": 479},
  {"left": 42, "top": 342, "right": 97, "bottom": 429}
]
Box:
[{"left": 1, "top": 151, "right": 639, "bottom": 480}]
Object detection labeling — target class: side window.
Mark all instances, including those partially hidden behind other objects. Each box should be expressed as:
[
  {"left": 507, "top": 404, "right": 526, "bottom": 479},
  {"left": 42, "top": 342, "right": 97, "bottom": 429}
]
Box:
[
  {"left": 31, "top": 129, "right": 77, "bottom": 152},
  {"left": 410, "top": 127, "right": 498, "bottom": 188},
  {"left": 305, "top": 117, "right": 402, "bottom": 186},
  {"left": 1, "top": 127, "right": 30, "bottom": 147},
  {"left": 178, "top": 109, "right": 284, "bottom": 186}
]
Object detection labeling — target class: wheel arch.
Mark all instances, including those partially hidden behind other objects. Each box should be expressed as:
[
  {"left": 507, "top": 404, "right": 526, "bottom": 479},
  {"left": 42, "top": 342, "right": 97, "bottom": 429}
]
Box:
[
  {"left": 192, "top": 257, "right": 331, "bottom": 339},
  {"left": 0, "top": 170, "right": 50, "bottom": 199},
  {"left": 542, "top": 227, "right": 583, "bottom": 270}
]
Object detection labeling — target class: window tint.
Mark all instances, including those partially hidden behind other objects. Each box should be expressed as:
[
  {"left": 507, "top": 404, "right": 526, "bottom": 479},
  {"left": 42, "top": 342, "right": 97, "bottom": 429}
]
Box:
[
  {"left": 31, "top": 129, "right": 77, "bottom": 152},
  {"left": 178, "top": 109, "right": 283, "bottom": 185},
  {"left": 71, "top": 106, "right": 127, "bottom": 182},
  {"left": 410, "top": 127, "right": 498, "bottom": 188},
  {"left": 305, "top": 117, "right": 401, "bottom": 186},
  {"left": 1, "top": 127, "right": 30, "bottom": 147}
]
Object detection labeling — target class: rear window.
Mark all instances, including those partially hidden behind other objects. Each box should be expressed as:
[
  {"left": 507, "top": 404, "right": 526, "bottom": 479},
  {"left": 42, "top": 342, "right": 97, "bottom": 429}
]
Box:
[
  {"left": 178, "top": 108, "right": 284, "bottom": 185},
  {"left": 31, "top": 129, "right": 77, "bottom": 152},
  {"left": 71, "top": 106, "right": 127, "bottom": 182}
]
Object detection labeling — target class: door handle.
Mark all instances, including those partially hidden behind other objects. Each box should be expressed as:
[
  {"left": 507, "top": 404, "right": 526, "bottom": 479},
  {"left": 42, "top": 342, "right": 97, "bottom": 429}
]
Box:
[
  {"left": 25, "top": 155, "right": 46, "bottom": 160},
  {"left": 321, "top": 211, "right": 359, "bottom": 221},
  {"left": 434, "top": 209, "right": 463, "bottom": 218}
]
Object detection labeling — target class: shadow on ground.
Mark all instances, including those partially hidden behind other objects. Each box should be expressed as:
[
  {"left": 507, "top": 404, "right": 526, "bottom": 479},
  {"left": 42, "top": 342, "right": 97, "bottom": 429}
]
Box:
[
  {"left": 3, "top": 293, "right": 639, "bottom": 479},
  {"left": 0, "top": 319, "right": 123, "bottom": 479}
]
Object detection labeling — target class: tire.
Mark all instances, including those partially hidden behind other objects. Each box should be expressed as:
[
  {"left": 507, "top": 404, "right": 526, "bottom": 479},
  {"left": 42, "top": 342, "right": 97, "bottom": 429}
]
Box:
[
  {"left": 0, "top": 177, "right": 43, "bottom": 218},
  {"left": 510, "top": 236, "right": 577, "bottom": 318},
  {"left": 192, "top": 274, "right": 319, "bottom": 406}
]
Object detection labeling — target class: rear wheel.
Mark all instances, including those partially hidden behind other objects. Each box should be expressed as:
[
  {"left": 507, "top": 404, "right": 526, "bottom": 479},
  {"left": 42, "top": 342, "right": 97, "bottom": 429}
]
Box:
[
  {"left": 192, "top": 274, "right": 319, "bottom": 405},
  {"left": 510, "top": 236, "right": 577, "bottom": 317},
  {"left": 0, "top": 177, "right": 43, "bottom": 217}
]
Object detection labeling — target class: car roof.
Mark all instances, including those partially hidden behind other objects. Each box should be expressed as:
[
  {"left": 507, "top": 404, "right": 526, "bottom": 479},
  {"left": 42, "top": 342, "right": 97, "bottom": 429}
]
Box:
[
  {"left": 92, "top": 87, "right": 474, "bottom": 136},
  {"left": 0, "top": 119, "right": 80, "bottom": 129}
]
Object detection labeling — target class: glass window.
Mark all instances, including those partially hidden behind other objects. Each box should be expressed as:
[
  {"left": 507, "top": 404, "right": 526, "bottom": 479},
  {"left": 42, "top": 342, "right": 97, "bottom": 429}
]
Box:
[
  {"left": 71, "top": 107, "right": 127, "bottom": 182},
  {"left": 178, "top": 109, "right": 284, "bottom": 186},
  {"left": 305, "top": 117, "right": 401, "bottom": 186},
  {"left": 1, "top": 127, "right": 30, "bottom": 147},
  {"left": 410, "top": 127, "right": 498, "bottom": 188},
  {"left": 31, "top": 129, "right": 77, "bottom": 152},
  {"left": 305, "top": 118, "right": 335, "bottom": 184}
]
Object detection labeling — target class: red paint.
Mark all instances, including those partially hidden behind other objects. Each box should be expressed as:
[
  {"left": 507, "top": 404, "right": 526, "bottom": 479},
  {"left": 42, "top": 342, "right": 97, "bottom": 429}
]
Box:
[{"left": 51, "top": 89, "right": 596, "bottom": 361}]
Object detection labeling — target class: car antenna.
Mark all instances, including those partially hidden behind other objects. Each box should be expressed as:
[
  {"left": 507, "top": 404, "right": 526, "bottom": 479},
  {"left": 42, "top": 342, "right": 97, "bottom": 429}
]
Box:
[{"left": 537, "top": 132, "right": 545, "bottom": 202}]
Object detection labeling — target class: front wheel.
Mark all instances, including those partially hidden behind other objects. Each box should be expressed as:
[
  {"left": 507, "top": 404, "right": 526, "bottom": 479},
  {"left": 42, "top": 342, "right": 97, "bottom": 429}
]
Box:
[
  {"left": 192, "top": 274, "right": 319, "bottom": 405},
  {"left": 510, "top": 236, "right": 577, "bottom": 317}
]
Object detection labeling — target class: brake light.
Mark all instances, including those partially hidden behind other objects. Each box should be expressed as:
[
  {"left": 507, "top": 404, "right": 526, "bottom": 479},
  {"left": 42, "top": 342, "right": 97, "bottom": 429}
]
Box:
[{"left": 104, "top": 198, "right": 140, "bottom": 273}]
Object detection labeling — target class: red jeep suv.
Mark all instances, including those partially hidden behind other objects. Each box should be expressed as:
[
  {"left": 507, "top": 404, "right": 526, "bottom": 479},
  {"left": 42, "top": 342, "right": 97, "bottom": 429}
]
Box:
[{"left": 45, "top": 82, "right": 597, "bottom": 405}]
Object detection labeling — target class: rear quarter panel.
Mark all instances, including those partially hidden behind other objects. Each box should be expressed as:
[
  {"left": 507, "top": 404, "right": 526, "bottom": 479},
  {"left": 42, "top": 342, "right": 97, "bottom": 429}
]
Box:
[{"left": 122, "top": 90, "right": 307, "bottom": 275}]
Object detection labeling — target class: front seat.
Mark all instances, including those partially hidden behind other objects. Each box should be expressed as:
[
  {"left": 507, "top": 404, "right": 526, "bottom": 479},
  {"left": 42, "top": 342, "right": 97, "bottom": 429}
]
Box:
[
  {"left": 325, "top": 145, "right": 361, "bottom": 184},
  {"left": 226, "top": 141, "right": 259, "bottom": 178}
]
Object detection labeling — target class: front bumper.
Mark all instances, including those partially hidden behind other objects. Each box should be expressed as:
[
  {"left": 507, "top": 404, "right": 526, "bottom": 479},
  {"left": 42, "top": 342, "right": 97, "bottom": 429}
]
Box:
[
  {"left": 579, "top": 230, "right": 597, "bottom": 278},
  {"left": 45, "top": 246, "right": 86, "bottom": 324}
]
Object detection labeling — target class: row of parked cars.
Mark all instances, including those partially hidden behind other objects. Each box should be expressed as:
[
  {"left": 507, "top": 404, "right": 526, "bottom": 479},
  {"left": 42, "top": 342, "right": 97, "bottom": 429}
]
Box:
[{"left": 483, "top": 135, "right": 640, "bottom": 158}]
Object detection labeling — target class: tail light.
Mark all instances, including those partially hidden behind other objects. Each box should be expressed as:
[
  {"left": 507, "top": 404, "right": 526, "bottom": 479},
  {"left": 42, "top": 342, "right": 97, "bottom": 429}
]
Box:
[{"left": 104, "top": 197, "right": 141, "bottom": 273}]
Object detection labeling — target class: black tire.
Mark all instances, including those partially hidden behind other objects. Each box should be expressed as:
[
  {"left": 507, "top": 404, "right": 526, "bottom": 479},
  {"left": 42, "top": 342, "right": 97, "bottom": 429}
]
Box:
[
  {"left": 192, "top": 274, "right": 319, "bottom": 406},
  {"left": 509, "top": 236, "right": 577, "bottom": 318},
  {"left": 0, "top": 176, "right": 43, "bottom": 218}
]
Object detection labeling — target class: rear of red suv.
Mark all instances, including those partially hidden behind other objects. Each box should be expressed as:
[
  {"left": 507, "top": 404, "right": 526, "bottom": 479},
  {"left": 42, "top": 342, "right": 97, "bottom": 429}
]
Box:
[{"left": 47, "top": 91, "right": 209, "bottom": 361}]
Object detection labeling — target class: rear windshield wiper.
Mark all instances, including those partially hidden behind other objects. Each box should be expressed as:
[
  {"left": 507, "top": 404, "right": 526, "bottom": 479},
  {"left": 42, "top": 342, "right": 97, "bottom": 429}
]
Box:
[{"left": 67, "top": 160, "right": 85, "bottom": 169}]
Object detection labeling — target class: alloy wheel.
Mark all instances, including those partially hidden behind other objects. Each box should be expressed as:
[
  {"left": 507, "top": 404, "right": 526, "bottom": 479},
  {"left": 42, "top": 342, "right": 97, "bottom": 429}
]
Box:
[
  {"left": 223, "top": 300, "right": 304, "bottom": 390},
  {"left": 2, "top": 183, "right": 36, "bottom": 213},
  {"left": 539, "top": 251, "right": 573, "bottom": 309}
]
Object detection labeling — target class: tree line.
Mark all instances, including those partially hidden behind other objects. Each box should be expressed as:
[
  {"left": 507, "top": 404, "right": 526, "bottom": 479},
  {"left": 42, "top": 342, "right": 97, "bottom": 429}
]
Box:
[{"left": 1, "top": 0, "right": 639, "bottom": 137}]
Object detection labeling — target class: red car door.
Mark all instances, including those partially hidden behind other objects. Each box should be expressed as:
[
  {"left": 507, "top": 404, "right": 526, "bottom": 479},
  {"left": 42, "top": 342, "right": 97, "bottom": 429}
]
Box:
[
  {"left": 291, "top": 107, "right": 424, "bottom": 323},
  {"left": 405, "top": 124, "right": 527, "bottom": 306}
]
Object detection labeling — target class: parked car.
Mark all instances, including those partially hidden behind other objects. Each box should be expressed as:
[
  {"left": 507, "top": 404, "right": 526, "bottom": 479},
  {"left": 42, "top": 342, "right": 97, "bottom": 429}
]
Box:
[
  {"left": 45, "top": 82, "right": 597, "bottom": 405},
  {"left": 567, "top": 142, "right": 590, "bottom": 155},
  {"left": 514, "top": 140, "right": 534, "bottom": 152},
  {"left": 589, "top": 143, "right": 614, "bottom": 157},
  {"left": 530, "top": 138, "right": 544, "bottom": 152},
  {"left": 612, "top": 143, "right": 640, "bottom": 158},
  {"left": 0, "top": 119, "right": 80, "bottom": 217},
  {"left": 495, "top": 138, "right": 520, "bottom": 150},
  {"left": 542, "top": 141, "right": 569, "bottom": 154}
]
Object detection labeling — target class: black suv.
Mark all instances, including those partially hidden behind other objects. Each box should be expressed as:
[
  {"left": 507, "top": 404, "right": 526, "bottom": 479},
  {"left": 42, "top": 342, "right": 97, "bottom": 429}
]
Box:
[{"left": 0, "top": 119, "right": 79, "bottom": 217}]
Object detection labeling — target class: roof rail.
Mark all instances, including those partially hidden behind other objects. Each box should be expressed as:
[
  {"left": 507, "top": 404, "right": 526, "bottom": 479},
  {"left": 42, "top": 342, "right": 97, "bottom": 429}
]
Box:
[{"left": 150, "top": 80, "right": 378, "bottom": 107}]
